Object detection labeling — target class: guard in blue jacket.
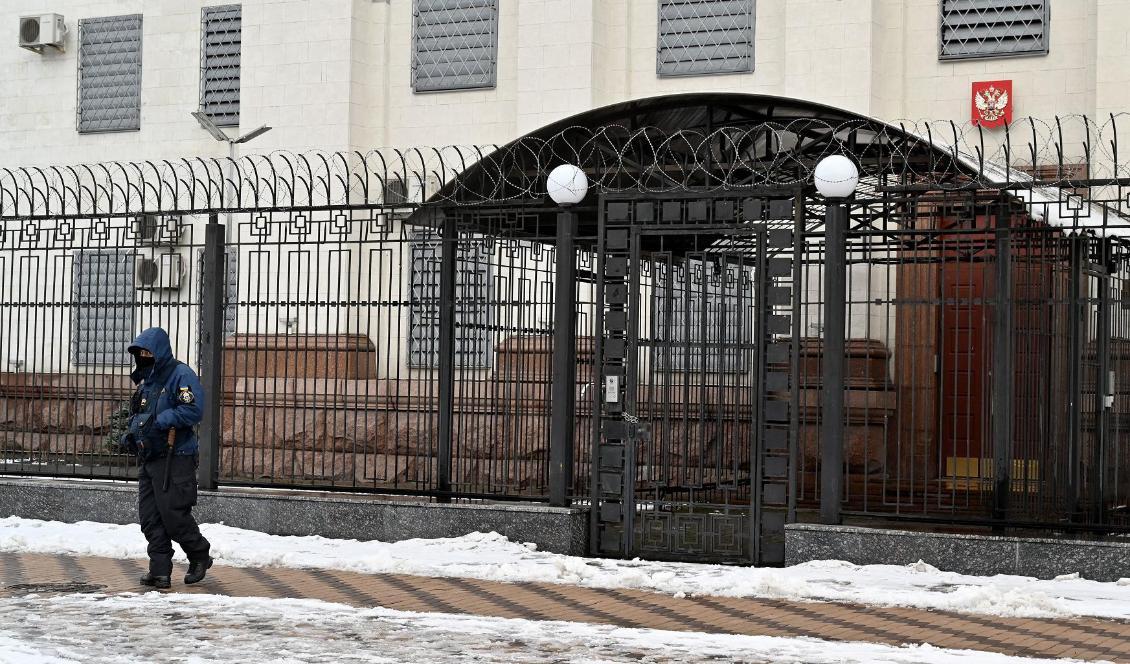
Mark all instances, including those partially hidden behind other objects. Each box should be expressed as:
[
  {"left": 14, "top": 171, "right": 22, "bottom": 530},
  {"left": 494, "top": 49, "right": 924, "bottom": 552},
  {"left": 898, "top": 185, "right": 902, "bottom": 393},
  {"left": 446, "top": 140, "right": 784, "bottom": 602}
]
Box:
[{"left": 120, "top": 327, "right": 213, "bottom": 589}]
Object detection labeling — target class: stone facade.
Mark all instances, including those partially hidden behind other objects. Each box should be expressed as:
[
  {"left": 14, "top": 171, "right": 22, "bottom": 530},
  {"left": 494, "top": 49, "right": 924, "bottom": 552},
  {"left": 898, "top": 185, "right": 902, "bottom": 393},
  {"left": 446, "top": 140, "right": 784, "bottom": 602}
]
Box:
[{"left": 0, "top": 1, "right": 1122, "bottom": 167}]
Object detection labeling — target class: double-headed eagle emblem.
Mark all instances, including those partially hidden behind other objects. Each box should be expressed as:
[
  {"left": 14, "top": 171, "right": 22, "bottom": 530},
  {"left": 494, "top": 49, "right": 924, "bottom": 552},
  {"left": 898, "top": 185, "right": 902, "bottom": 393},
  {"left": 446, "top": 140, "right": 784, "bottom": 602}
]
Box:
[{"left": 975, "top": 84, "right": 1009, "bottom": 123}]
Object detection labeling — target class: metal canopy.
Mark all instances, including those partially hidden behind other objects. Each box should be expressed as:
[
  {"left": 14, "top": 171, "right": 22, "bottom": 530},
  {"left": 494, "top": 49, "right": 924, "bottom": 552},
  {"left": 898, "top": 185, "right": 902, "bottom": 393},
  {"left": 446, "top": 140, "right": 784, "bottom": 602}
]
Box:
[{"left": 424, "top": 92, "right": 977, "bottom": 252}]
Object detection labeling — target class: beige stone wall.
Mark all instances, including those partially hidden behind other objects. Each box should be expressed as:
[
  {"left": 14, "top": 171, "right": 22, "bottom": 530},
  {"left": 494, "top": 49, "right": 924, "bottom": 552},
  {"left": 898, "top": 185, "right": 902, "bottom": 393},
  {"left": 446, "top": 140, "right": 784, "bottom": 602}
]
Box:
[
  {"left": 1, "top": 0, "right": 1123, "bottom": 376},
  {"left": 0, "top": 0, "right": 1119, "bottom": 164}
]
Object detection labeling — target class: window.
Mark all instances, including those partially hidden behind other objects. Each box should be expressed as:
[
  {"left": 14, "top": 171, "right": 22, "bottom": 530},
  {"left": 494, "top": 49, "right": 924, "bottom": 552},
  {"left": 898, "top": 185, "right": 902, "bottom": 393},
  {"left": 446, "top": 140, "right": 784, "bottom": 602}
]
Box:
[
  {"left": 412, "top": 0, "right": 499, "bottom": 92},
  {"left": 200, "top": 5, "right": 242, "bottom": 126},
  {"left": 653, "top": 258, "right": 751, "bottom": 373},
  {"left": 939, "top": 0, "right": 1049, "bottom": 61},
  {"left": 77, "top": 15, "right": 143, "bottom": 133},
  {"left": 197, "top": 249, "right": 239, "bottom": 339},
  {"left": 409, "top": 235, "right": 492, "bottom": 368},
  {"left": 73, "top": 251, "right": 135, "bottom": 365},
  {"left": 657, "top": 0, "right": 755, "bottom": 77}
]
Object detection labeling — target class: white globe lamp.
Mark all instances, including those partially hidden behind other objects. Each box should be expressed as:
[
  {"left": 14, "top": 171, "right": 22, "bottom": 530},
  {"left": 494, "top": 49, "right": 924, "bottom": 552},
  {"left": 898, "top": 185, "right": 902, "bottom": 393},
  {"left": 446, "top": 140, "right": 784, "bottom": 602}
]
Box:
[
  {"left": 813, "top": 155, "right": 860, "bottom": 199},
  {"left": 547, "top": 164, "right": 589, "bottom": 206}
]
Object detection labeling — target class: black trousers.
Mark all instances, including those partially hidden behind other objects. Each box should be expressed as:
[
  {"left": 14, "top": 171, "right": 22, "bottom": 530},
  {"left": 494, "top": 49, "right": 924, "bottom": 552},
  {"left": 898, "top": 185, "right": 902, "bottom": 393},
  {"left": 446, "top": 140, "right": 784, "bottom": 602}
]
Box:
[{"left": 138, "top": 454, "right": 211, "bottom": 576}]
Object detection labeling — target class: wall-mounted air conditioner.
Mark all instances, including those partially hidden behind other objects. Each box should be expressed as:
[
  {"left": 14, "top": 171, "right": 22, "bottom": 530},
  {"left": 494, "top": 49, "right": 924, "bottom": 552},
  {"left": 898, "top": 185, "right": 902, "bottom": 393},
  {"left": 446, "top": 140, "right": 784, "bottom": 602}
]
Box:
[
  {"left": 134, "top": 214, "right": 182, "bottom": 246},
  {"left": 19, "top": 14, "right": 66, "bottom": 53},
  {"left": 135, "top": 253, "right": 183, "bottom": 291}
]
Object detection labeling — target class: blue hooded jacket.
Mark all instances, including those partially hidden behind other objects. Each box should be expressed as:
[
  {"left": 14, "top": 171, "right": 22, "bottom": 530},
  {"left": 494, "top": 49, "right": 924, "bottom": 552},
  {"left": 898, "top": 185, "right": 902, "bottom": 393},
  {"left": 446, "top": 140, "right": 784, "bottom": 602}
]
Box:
[{"left": 125, "top": 327, "right": 205, "bottom": 459}]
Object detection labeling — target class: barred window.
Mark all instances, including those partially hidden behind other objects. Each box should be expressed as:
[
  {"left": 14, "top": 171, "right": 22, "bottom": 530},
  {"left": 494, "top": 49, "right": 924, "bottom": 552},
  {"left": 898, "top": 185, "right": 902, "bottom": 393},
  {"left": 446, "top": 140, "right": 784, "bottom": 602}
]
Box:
[
  {"left": 939, "top": 0, "right": 1049, "bottom": 61},
  {"left": 657, "top": 0, "right": 755, "bottom": 77},
  {"left": 409, "top": 235, "right": 492, "bottom": 368},
  {"left": 200, "top": 5, "right": 242, "bottom": 126},
  {"left": 197, "top": 248, "right": 239, "bottom": 338},
  {"left": 412, "top": 0, "right": 499, "bottom": 92},
  {"left": 73, "top": 251, "right": 135, "bottom": 365},
  {"left": 77, "top": 15, "right": 142, "bottom": 133}
]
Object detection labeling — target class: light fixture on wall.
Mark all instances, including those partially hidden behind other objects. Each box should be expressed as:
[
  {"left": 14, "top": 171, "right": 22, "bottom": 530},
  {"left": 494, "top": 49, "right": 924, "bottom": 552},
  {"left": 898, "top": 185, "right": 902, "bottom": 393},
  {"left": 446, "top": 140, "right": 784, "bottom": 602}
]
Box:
[{"left": 546, "top": 164, "right": 589, "bottom": 206}]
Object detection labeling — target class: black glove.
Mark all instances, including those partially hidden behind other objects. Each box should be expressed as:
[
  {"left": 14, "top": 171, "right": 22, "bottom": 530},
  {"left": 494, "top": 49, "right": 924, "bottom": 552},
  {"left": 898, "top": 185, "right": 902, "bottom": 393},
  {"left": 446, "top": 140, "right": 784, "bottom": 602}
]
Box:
[{"left": 117, "top": 432, "right": 139, "bottom": 456}]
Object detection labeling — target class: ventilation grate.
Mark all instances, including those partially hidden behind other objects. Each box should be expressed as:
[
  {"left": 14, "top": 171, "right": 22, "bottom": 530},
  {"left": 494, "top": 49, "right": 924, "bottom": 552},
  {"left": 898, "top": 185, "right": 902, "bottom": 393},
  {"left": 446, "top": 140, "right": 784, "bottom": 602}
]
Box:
[
  {"left": 412, "top": 0, "right": 498, "bottom": 92},
  {"left": 657, "top": 0, "right": 755, "bottom": 77},
  {"left": 77, "top": 15, "right": 142, "bottom": 133},
  {"left": 939, "top": 0, "right": 1048, "bottom": 61},
  {"left": 200, "top": 5, "right": 242, "bottom": 126}
]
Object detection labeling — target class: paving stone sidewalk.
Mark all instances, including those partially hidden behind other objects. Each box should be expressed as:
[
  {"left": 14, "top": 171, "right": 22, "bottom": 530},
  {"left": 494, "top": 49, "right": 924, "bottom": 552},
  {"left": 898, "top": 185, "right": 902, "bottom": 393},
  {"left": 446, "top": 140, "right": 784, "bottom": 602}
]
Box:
[{"left": 2, "top": 551, "right": 1128, "bottom": 662}]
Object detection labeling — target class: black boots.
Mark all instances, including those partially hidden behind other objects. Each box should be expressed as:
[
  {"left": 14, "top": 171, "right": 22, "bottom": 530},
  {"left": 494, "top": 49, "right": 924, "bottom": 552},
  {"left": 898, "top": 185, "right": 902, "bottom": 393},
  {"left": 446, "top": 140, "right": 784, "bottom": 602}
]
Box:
[
  {"left": 140, "top": 573, "right": 171, "bottom": 589},
  {"left": 184, "top": 557, "right": 213, "bottom": 585},
  {"left": 140, "top": 558, "right": 212, "bottom": 587}
]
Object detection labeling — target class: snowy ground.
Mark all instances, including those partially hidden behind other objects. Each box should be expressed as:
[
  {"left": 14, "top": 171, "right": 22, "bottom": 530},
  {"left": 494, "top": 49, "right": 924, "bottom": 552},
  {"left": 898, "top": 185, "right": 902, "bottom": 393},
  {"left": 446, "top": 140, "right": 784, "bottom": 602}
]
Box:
[
  {"left": 0, "top": 592, "right": 1091, "bottom": 664},
  {"left": 3, "top": 517, "right": 1130, "bottom": 621}
]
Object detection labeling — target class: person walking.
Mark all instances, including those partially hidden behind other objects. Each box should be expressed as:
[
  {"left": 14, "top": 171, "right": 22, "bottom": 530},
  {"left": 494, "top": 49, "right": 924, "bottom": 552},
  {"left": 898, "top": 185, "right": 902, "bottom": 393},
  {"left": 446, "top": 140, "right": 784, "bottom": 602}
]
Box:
[{"left": 120, "top": 327, "right": 213, "bottom": 589}]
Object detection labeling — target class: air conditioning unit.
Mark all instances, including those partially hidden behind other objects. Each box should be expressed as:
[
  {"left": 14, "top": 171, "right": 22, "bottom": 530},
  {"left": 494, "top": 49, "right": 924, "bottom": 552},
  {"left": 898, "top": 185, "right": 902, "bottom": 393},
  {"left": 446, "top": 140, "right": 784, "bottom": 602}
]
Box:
[
  {"left": 134, "top": 214, "right": 181, "bottom": 246},
  {"left": 135, "top": 253, "right": 183, "bottom": 290},
  {"left": 19, "top": 14, "right": 66, "bottom": 53}
]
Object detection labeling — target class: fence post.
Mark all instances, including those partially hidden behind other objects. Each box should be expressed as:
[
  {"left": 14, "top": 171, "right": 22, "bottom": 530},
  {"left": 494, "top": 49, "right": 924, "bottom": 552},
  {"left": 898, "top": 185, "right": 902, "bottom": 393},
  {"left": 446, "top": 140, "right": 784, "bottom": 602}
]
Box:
[
  {"left": 1092, "top": 238, "right": 1114, "bottom": 525},
  {"left": 1067, "top": 236, "right": 1084, "bottom": 516},
  {"left": 991, "top": 202, "right": 1013, "bottom": 524},
  {"left": 550, "top": 211, "right": 578, "bottom": 507},
  {"left": 820, "top": 200, "right": 848, "bottom": 525},
  {"left": 436, "top": 211, "right": 457, "bottom": 502},
  {"left": 197, "top": 214, "right": 225, "bottom": 491}
]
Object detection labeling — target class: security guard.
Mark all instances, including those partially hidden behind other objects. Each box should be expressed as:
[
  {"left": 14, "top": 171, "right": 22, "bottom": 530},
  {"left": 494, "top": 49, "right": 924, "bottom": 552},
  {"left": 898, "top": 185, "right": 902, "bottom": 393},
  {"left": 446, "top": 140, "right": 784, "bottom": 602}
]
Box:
[{"left": 120, "top": 327, "right": 213, "bottom": 589}]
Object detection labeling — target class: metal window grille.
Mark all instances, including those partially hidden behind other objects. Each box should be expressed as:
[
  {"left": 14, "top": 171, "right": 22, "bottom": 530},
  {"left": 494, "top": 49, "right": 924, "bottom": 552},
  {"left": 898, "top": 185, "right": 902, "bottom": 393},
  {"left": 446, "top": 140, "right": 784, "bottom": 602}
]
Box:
[
  {"left": 657, "top": 0, "right": 755, "bottom": 77},
  {"left": 200, "top": 5, "right": 242, "bottom": 126},
  {"left": 409, "top": 235, "right": 492, "bottom": 368},
  {"left": 654, "top": 258, "right": 750, "bottom": 372},
  {"left": 72, "top": 251, "right": 135, "bottom": 365},
  {"left": 939, "top": 0, "right": 1049, "bottom": 60},
  {"left": 77, "top": 15, "right": 142, "bottom": 133},
  {"left": 412, "top": 0, "right": 499, "bottom": 92}
]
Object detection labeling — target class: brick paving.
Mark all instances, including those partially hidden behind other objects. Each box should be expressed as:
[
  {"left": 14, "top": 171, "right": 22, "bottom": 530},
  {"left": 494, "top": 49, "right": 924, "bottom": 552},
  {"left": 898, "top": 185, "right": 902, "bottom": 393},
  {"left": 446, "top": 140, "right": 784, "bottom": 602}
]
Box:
[{"left": 2, "top": 551, "right": 1129, "bottom": 661}]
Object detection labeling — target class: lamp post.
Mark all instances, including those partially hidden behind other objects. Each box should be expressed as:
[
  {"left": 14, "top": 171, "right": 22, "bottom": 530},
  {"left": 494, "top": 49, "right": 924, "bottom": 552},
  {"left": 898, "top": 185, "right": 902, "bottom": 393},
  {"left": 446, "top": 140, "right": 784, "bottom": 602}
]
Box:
[
  {"left": 190, "top": 112, "right": 270, "bottom": 491},
  {"left": 813, "top": 155, "right": 859, "bottom": 525},
  {"left": 547, "top": 164, "right": 588, "bottom": 507},
  {"left": 191, "top": 111, "right": 272, "bottom": 235}
]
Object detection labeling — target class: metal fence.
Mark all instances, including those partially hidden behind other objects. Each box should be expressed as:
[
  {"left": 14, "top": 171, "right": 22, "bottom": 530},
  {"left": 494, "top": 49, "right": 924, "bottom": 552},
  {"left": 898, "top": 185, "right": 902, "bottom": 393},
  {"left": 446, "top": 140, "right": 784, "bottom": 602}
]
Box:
[
  {"left": 6, "top": 107, "right": 1130, "bottom": 561},
  {"left": 0, "top": 207, "right": 599, "bottom": 501},
  {"left": 791, "top": 190, "right": 1130, "bottom": 532}
]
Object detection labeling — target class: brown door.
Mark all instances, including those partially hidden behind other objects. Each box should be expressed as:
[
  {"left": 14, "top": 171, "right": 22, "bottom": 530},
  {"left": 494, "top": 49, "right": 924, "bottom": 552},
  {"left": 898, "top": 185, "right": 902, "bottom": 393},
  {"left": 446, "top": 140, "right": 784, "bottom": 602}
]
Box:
[
  {"left": 939, "top": 260, "right": 992, "bottom": 470},
  {"left": 936, "top": 230, "right": 1065, "bottom": 487}
]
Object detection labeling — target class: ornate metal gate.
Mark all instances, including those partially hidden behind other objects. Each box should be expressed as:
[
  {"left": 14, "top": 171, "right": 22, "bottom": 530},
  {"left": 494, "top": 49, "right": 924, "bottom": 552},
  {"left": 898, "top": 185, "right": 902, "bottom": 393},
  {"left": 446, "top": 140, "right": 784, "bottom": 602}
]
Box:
[{"left": 591, "top": 192, "right": 799, "bottom": 564}]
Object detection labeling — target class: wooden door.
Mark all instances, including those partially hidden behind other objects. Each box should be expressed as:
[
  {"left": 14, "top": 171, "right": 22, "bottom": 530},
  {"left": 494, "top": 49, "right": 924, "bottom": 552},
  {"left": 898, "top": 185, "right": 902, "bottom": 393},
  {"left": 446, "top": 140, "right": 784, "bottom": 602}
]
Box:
[{"left": 939, "top": 260, "right": 992, "bottom": 470}]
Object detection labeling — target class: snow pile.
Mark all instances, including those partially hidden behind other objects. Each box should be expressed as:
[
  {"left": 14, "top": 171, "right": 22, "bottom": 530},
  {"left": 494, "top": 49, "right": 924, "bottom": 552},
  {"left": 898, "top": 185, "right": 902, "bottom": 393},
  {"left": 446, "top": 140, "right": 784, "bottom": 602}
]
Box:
[
  {"left": 3, "top": 516, "right": 1130, "bottom": 620},
  {"left": 0, "top": 592, "right": 1088, "bottom": 664}
]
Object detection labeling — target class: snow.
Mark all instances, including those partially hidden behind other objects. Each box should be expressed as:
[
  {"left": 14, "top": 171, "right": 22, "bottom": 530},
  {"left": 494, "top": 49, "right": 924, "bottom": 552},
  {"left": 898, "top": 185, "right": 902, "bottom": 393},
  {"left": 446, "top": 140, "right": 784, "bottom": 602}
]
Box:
[
  {"left": 0, "top": 592, "right": 1091, "bottom": 664},
  {"left": 3, "top": 517, "right": 1130, "bottom": 622}
]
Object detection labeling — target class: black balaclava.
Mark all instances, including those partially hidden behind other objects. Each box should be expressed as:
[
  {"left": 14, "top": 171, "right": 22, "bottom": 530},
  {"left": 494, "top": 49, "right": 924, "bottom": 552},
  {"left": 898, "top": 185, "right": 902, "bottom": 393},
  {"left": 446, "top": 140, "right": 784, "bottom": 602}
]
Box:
[{"left": 133, "top": 353, "right": 155, "bottom": 370}]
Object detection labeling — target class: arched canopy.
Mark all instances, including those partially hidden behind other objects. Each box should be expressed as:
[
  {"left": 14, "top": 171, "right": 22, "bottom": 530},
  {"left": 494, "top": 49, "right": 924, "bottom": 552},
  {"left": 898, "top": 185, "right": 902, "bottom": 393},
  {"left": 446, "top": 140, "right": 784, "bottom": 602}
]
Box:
[
  {"left": 425, "top": 92, "right": 981, "bottom": 239},
  {"left": 435, "top": 93, "right": 978, "bottom": 203}
]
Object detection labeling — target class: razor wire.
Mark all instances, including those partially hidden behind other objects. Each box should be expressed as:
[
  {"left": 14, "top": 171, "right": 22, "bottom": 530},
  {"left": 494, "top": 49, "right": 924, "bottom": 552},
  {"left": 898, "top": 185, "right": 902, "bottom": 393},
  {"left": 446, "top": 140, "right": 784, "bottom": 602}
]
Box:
[{"left": 2, "top": 113, "right": 1130, "bottom": 220}]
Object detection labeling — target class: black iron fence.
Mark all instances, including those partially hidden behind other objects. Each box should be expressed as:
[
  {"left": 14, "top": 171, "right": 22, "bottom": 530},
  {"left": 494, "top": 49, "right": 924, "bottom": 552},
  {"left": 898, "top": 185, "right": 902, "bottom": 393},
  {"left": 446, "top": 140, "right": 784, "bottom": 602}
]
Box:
[
  {"left": 7, "top": 112, "right": 1130, "bottom": 561},
  {"left": 791, "top": 190, "right": 1130, "bottom": 532},
  {"left": 0, "top": 207, "right": 599, "bottom": 502}
]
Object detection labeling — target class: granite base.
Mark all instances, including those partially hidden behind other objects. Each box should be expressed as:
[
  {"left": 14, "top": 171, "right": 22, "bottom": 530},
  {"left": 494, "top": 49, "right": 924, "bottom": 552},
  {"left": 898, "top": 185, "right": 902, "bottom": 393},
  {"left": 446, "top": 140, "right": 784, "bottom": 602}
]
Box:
[{"left": 786, "top": 523, "right": 1130, "bottom": 581}]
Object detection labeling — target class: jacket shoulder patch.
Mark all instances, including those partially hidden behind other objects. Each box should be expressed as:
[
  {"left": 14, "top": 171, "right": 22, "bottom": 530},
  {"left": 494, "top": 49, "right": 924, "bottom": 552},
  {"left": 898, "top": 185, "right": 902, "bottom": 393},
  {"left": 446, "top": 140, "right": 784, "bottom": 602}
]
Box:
[{"left": 177, "top": 387, "right": 195, "bottom": 404}]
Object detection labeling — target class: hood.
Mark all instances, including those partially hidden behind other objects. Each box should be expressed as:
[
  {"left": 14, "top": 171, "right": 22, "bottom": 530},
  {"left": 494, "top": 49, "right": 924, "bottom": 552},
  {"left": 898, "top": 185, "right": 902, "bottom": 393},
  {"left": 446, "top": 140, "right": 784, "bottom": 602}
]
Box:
[{"left": 128, "top": 327, "right": 175, "bottom": 384}]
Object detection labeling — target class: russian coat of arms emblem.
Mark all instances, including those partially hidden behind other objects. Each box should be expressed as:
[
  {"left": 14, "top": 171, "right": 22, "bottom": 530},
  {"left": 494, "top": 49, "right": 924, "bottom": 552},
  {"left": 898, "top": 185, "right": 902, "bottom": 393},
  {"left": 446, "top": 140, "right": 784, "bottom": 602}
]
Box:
[{"left": 971, "top": 80, "right": 1013, "bottom": 129}]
